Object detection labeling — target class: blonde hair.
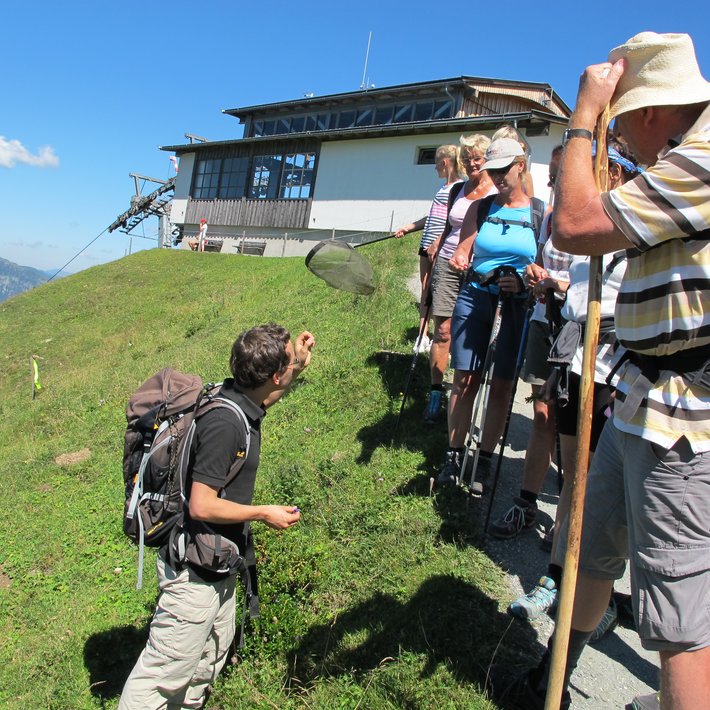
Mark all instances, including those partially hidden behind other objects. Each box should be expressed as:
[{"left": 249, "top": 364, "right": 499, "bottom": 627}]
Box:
[
  {"left": 458, "top": 134, "right": 491, "bottom": 173},
  {"left": 492, "top": 124, "right": 529, "bottom": 154},
  {"left": 435, "top": 144, "right": 459, "bottom": 163}
]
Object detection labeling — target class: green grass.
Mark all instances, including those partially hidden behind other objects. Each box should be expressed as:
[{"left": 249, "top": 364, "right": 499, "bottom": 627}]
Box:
[{"left": 0, "top": 243, "right": 535, "bottom": 709}]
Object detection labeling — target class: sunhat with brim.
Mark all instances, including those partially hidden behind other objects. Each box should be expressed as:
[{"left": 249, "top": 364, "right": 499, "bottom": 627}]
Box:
[
  {"left": 609, "top": 32, "right": 710, "bottom": 118},
  {"left": 481, "top": 138, "right": 525, "bottom": 171}
]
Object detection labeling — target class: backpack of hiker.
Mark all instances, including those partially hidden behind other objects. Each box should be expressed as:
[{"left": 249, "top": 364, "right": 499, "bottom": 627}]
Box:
[
  {"left": 122, "top": 367, "right": 251, "bottom": 590},
  {"left": 476, "top": 193, "right": 546, "bottom": 239}
]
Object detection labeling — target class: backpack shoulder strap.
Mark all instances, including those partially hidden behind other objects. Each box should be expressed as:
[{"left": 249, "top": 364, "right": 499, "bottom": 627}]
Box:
[
  {"left": 476, "top": 194, "right": 497, "bottom": 233},
  {"left": 529, "top": 198, "right": 546, "bottom": 240},
  {"left": 447, "top": 180, "right": 465, "bottom": 208},
  {"left": 210, "top": 396, "right": 252, "bottom": 488}
]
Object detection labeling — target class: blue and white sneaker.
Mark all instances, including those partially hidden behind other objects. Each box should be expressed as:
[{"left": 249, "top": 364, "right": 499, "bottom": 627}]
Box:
[{"left": 508, "top": 576, "right": 558, "bottom": 620}]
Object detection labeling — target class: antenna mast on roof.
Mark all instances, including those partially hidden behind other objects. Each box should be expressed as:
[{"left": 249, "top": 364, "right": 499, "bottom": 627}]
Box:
[{"left": 360, "top": 31, "right": 372, "bottom": 90}]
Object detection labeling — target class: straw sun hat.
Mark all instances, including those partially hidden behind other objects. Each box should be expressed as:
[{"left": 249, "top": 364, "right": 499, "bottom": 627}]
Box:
[{"left": 609, "top": 32, "right": 710, "bottom": 117}]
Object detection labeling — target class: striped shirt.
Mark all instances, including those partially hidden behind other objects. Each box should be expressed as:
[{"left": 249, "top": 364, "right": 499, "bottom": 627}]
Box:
[
  {"left": 419, "top": 182, "right": 461, "bottom": 250},
  {"left": 600, "top": 103, "right": 710, "bottom": 452}
]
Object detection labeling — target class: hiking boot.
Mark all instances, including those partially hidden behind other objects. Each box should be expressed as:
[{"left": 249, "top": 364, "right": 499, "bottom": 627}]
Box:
[
  {"left": 423, "top": 390, "right": 446, "bottom": 423},
  {"left": 541, "top": 523, "right": 555, "bottom": 552},
  {"left": 489, "top": 497, "right": 538, "bottom": 539},
  {"left": 626, "top": 692, "right": 660, "bottom": 710},
  {"left": 491, "top": 666, "right": 571, "bottom": 710},
  {"left": 589, "top": 596, "right": 618, "bottom": 644},
  {"left": 508, "top": 576, "right": 558, "bottom": 620},
  {"left": 436, "top": 449, "right": 463, "bottom": 486}
]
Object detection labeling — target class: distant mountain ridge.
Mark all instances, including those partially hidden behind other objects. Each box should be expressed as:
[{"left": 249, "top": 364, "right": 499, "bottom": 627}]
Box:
[{"left": 0, "top": 257, "right": 48, "bottom": 302}]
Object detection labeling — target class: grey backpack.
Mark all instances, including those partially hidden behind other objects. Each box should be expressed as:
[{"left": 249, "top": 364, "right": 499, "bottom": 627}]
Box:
[{"left": 123, "top": 368, "right": 250, "bottom": 589}]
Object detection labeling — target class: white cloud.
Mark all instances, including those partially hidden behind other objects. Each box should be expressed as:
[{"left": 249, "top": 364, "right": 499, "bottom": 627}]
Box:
[{"left": 0, "top": 136, "right": 59, "bottom": 168}]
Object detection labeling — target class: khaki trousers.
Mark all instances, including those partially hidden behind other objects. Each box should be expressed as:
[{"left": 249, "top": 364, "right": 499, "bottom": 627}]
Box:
[{"left": 119, "top": 557, "right": 237, "bottom": 709}]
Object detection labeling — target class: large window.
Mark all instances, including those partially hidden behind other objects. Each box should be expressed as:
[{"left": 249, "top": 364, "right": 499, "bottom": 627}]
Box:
[
  {"left": 280, "top": 153, "right": 315, "bottom": 199},
  {"left": 192, "top": 159, "right": 221, "bottom": 199},
  {"left": 248, "top": 97, "right": 455, "bottom": 137},
  {"left": 250, "top": 155, "right": 283, "bottom": 199},
  {"left": 219, "top": 157, "right": 250, "bottom": 198}
]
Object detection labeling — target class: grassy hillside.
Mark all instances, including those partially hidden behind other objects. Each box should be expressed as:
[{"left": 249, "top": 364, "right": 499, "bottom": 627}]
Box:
[{"left": 0, "top": 243, "right": 534, "bottom": 709}]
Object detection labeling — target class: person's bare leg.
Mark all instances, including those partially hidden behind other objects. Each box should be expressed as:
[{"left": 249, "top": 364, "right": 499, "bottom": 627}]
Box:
[
  {"left": 448, "top": 369, "right": 480, "bottom": 447},
  {"left": 430, "top": 316, "right": 451, "bottom": 388},
  {"left": 569, "top": 574, "right": 614, "bottom": 631},
  {"left": 520, "top": 388, "right": 556, "bottom": 494},
  {"left": 659, "top": 646, "right": 710, "bottom": 710},
  {"left": 418, "top": 255, "right": 432, "bottom": 324},
  {"left": 479, "top": 376, "right": 514, "bottom": 452}
]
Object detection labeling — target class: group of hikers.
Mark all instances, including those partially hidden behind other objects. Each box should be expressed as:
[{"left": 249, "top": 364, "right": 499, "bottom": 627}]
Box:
[{"left": 117, "top": 32, "right": 708, "bottom": 710}]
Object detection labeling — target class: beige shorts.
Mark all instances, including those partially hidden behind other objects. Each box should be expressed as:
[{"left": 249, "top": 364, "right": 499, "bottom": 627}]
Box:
[{"left": 430, "top": 257, "right": 464, "bottom": 318}]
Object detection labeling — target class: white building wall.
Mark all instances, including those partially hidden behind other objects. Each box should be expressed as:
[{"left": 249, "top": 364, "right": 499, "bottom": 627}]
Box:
[
  {"left": 170, "top": 152, "right": 195, "bottom": 224},
  {"left": 309, "top": 126, "right": 565, "bottom": 232}
]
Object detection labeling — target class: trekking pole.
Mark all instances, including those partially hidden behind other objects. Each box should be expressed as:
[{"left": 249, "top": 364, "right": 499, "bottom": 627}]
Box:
[
  {"left": 461, "top": 266, "right": 522, "bottom": 491},
  {"left": 459, "top": 291, "right": 504, "bottom": 488},
  {"left": 483, "top": 302, "right": 532, "bottom": 538},
  {"left": 544, "top": 108, "right": 610, "bottom": 710},
  {"left": 545, "top": 286, "right": 564, "bottom": 495}
]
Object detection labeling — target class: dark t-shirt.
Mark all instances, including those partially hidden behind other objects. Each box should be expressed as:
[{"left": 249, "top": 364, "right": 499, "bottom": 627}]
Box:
[{"left": 189, "top": 379, "right": 265, "bottom": 553}]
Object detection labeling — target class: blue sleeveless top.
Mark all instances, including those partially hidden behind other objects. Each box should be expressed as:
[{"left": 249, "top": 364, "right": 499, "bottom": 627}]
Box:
[{"left": 469, "top": 202, "right": 538, "bottom": 290}]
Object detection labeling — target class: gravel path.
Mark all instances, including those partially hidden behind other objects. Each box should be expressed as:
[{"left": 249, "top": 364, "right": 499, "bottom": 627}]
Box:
[
  {"left": 487, "top": 382, "right": 659, "bottom": 708},
  {"left": 405, "top": 273, "right": 660, "bottom": 708}
]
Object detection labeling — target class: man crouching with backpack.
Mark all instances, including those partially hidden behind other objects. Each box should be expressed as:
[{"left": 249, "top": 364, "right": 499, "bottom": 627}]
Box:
[{"left": 119, "top": 324, "right": 314, "bottom": 709}]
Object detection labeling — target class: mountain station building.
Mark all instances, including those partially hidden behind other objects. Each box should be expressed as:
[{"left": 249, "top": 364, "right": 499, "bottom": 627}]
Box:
[{"left": 161, "top": 76, "right": 571, "bottom": 256}]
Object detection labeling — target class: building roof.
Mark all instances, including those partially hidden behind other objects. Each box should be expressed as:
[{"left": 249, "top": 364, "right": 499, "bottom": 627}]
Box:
[
  {"left": 222, "top": 76, "right": 571, "bottom": 119},
  {"left": 160, "top": 110, "right": 568, "bottom": 154}
]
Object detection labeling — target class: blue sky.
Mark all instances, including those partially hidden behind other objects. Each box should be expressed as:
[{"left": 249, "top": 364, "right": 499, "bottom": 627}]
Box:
[{"left": 3, "top": 0, "right": 709, "bottom": 273}]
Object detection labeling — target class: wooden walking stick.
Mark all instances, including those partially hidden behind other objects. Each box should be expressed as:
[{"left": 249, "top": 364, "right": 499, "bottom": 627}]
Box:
[{"left": 544, "top": 107, "right": 610, "bottom": 710}]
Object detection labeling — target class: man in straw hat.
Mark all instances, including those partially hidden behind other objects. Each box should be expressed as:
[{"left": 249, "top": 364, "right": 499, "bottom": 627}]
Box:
[{"left": 497, "top": 32, "right": 710, "bottom": 709}]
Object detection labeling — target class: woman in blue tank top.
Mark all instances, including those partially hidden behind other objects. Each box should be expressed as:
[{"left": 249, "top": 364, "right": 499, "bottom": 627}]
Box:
[{"left": 437, "top": 137, "right": 541, "bottom": 491}]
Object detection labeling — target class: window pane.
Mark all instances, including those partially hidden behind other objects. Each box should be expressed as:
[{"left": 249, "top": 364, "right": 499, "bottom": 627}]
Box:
[
  {"left": 434, "top": 99, "right": 453, "bottom": 119},
  {"left": 250, "top": 155, "right": 282, "bottom": 199},
  {"left": 276, "top": 117, "right": 290, "bottom": 134},
  {"left": 290, "top": 116, "right": 305, "bottom": 133},
  {"left": 305, "top": 115, "right": 316, "bottom": 132},
  {"left": 317, "top": 113, "right": 329, "bottom": 130},
  {"left": 192, "top": 158, "right": 221, "bottom": 199},
  {"left": 414, "top": 101, "right": 433, "bottom": 122},
  {"left": 374, "top": 105, "right": 393, "bottom": 125},
  {"left": 278, "top": 152, "right": 316, "bottom": 199},
  {"left": 252, "top": 120, "right": 264, "bottom": 137},
  {"left": 417, "top": 147, "right": 437, "bottom": 165},
  {"left": 393, "top": 104, "right": 413, "bottom": 123},
  {"left": 356, "top": 108, "right": 373, "bottom": 127},
  {"left": 337, "top": 110, "right": 356, "bottom": 129},
  {"left": 219, "top": 156, "right": 249, "bottom": 198},
  {"left": 262, "top": 120, "right": 275, "bottom": 136}
]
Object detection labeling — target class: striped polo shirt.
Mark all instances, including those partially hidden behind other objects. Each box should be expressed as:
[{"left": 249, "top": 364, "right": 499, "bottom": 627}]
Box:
[
  {"left": 600, "top": 103, "right": 710, "bottom": 452},
  {"left": 419, "top": 181, "right": 461, "bottom": 250}
]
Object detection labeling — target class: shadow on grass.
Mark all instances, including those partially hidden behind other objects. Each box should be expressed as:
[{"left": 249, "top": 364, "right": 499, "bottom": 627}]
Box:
[
  {"left": 286, "top": 573, "right": 540, "bottom": 702},
  {"left": 84, "top": 623, "right": 149, "bottom": 701},
  {"left": 357, "top": 350, "right": 445, "bottom": 470}
]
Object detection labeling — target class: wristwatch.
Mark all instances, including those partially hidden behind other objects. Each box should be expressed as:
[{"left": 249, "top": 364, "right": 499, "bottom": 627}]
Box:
[{"left": 562, "top": 128, "right": 593, "bottom": 146}]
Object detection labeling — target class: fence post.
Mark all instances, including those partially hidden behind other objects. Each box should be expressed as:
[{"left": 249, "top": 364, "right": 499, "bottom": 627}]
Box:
[{"left": 281, "top": 232, "right": 288, "bottom": 258}]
